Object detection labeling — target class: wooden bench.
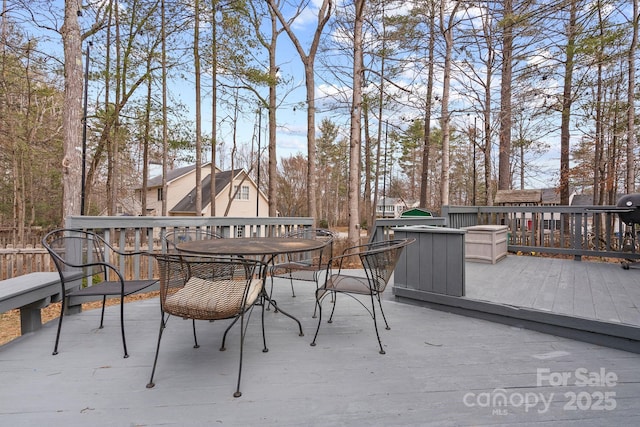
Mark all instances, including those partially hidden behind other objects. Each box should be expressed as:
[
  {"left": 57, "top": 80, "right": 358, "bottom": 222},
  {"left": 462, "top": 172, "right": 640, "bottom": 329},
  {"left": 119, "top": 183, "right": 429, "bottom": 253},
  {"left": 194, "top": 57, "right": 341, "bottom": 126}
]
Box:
[{"left": 0, "top": 272, "right": 81, "bottom": 335}]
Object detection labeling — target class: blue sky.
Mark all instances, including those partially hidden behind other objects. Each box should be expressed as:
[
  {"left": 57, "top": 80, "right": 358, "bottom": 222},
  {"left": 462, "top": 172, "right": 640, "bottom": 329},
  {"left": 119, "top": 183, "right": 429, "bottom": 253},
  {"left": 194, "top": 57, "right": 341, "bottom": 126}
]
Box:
[{"left": 18, "top": 0, "right": 580, "bottom": 188}]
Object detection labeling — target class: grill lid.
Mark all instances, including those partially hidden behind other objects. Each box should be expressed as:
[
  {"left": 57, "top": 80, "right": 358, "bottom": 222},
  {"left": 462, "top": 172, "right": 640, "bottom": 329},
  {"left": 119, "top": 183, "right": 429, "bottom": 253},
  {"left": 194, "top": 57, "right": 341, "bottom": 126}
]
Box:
[
  {"left": 616, "top": 193, "right": 640, "bottom": 225},
  {"left": 617, "top": 193, "right": 640, "bottom": 208}
]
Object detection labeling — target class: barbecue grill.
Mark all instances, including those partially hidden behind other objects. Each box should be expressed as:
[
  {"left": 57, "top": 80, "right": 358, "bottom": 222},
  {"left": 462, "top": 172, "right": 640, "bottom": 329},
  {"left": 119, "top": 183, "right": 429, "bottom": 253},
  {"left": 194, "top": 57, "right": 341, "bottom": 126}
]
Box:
[{"left": 615, "top": 193, "right": 640, "bottom": 269}]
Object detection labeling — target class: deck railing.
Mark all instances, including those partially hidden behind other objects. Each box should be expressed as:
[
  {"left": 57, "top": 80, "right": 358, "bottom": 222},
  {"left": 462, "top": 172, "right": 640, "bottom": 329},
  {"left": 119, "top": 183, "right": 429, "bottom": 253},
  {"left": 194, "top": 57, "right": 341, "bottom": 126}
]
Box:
[
  {"left": 0, "top": 216, "right": 314, "bottom": 280},
  {"left": 1, "top": 205, "right": 634, "bottom": 279},
  {"left": 442, "top": 205, "right": 637, "bottom": 261}
]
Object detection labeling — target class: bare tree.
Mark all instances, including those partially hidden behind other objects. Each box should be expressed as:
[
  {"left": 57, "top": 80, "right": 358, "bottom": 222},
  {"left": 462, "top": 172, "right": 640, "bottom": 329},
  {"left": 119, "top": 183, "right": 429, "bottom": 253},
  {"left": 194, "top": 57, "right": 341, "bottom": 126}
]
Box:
[
  {"left": 421, "top": 1, "right": 436, "bottom": 209},
  {"left": 560, "top": 0, "right": 578, "bottom": 205},
  {"left": 194, "top": 0, "right": 203, "bottom": 215},
  {"left": 267, "top": 0, "right": 332, "bottom": 224},
  {"left": 439, "top": 0, "right": 462, "bottom": 206}
]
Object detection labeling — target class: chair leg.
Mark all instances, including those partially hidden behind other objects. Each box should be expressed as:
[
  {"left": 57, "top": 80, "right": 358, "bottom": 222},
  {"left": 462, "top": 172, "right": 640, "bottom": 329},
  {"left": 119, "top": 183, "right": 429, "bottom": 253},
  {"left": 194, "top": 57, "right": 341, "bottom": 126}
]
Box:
[
  {"left": 310, "top": 290, "right": 325, "bottom": 347},
  {"left": 119, "top": 296, "right": 129, "bottom": 358},
  {"left": 220, "top": 317, "right": 240, "bottom": 351},
  {"left": 146, "top": 314, "right": 168, "bottom": 389},
  {"left": 289, "top": 276, "right": 296, "bottom": 297},
  {"left": 369, "top": 293, "right": 385, "bottom": 355},
  {"left": 99, "top": 295, "right": 107, "bottom": 329},
  {"left": 192, "top": 319, "right": 199, "bottom": 348},
  {"left": 52, "top": 297, "right": 65, "bottom": 355},
  {"left": 312, "top": 292, "right": 319, "bottom": 319},
  {"left": 327, "top": 292, "right": 337, "bottom": 324},
  {"left": 266, "top": 275, "right": 274, "bottom": 311},
  {"left": 234, "top": 312, "right": 246, "bottom": 398},
  {"left": 375, "top": 293, "right": 390, "bottom": 330},
  {"left": 261, "top": 296, "right": 268, "bottom": 353}
]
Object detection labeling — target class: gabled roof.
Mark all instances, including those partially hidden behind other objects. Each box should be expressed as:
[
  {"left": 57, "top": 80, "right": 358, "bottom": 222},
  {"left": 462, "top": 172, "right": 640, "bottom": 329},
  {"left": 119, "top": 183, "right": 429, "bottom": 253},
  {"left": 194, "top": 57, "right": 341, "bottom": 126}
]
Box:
[
  {"left": 570, "top": 193, "right": 626, "bottom": 206},
  {"left": 145, "top": 163, "right": 217, "bottom": 189},
  {"left": 377, "top": 197, "right": 403, "bottom": 206},
  {"left": 541, "top": 188, "right": 561, "bottom": 205},
  {"left": 170, "top": 168, "right": 243, "bottom": 214}
]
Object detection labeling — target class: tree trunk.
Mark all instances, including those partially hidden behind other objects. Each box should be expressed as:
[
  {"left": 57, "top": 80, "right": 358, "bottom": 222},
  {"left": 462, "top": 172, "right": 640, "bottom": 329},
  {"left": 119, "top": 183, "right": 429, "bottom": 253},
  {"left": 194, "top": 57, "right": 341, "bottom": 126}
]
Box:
[
  {"left": 348, "top": 0, "right": 365, "bottom": 247},
  {"left": 560, "top": 0, "right": 577, "bottom": 206},
  {"left": 420, "top": 3, "right": 435, "bottom": 209},
  {"left": 210, "top": 0, "right": 219, "bottom": 217},
  {"left": 161, "top": 0, "right": 168, "bottom": 215},
  {"left": 141, "top": 71, "right": 152, "bottom": 216},
  {"left": 268, "top": 7, "right": 278, "bottom": 218},
  {"left": 61, "top": 0, "right": 84, "bottom": 219},
  {"left": 627, "top": 0, "right": 638, "bottom": 193},
  {"left": 498, "top": 0, "right": 513, "bottom": 191},
  {"left": 194, "top": 0, "right": 203, "bottom": 215}
]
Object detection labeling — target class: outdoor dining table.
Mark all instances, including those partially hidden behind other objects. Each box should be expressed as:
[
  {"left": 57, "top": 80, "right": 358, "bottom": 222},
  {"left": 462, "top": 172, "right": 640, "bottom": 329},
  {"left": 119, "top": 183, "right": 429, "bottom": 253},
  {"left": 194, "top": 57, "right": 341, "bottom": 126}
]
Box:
[{"left": 175, "top": 236, "right": 328, "bottom": 336}]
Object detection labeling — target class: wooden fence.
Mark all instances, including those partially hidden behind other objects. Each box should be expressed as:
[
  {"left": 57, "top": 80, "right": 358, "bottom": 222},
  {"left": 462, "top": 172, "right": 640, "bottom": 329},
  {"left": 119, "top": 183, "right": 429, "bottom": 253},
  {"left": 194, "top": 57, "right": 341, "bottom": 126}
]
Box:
[{"left": 0, "top": 247, "right": 55, "bottom": 280}]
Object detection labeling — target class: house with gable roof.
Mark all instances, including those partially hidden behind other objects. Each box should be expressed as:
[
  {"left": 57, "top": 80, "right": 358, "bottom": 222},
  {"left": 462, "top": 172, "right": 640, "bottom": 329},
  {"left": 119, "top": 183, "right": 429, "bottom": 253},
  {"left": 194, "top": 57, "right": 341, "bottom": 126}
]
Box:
[{"left": 136, "top": 162, "right": 268, "bottom": 217}]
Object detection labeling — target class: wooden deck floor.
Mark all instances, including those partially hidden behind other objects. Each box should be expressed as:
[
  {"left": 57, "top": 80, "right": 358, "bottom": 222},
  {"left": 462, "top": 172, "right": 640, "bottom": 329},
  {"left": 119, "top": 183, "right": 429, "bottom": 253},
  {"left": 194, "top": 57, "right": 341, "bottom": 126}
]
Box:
[
  {"left": 1, "top": 257, "right": 640, "bottom": 425},
  {"left": 390, "top": 254, "right": 640, "bottom": 354},
  {"left": 465, "top": 255, "right": 640, "bottom": 326}
]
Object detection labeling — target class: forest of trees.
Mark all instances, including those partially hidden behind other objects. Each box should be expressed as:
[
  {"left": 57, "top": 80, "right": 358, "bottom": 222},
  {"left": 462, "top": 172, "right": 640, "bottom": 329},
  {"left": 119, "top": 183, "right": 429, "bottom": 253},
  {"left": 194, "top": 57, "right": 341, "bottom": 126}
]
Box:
[{"left": 0, "top": 0, "right": 638, "bottom": 246}]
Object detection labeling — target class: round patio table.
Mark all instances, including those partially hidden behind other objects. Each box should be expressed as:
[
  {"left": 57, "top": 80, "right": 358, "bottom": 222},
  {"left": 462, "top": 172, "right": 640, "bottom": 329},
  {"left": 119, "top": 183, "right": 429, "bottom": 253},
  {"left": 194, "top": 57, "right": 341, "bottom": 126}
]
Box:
[
  {"left": 176, "top": 237, "right": 328, "bottom": 336},
  {"left": 176, "top": 237, "right": 326, "bottom": 259}
]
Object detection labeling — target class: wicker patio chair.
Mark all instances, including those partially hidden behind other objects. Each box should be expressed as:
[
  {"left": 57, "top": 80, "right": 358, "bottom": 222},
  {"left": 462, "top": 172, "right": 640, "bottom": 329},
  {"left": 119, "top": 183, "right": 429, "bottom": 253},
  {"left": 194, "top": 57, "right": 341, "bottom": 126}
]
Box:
[
  {"left": 42, "top": 228, "right": 158, "bottom": 358},
  {"left": 147, "top": 254, "right": 267, "bottom": 398},
  {"left": 268, "top": 228, "right": 335, "bottom": 316},
  {"left": 163, "top": 227, "right": 223, "bottom": 252},
  {"left": 310, "top": 238, "right": 414, "bottom": 354}
]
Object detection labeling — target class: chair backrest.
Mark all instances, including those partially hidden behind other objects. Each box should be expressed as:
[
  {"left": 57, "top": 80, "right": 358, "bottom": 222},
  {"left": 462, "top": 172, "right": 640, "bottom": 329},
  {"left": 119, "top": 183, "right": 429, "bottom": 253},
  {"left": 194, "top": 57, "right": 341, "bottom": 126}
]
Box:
[
  {"left": 163, "top": 228, "right": 222, "bottom": 252},
  {"left": 358, "top": 238, "right": 414, "bottom": 293},
  {"left": 42, "top": 228, "right": 113, "bottom": 284},
  {"left": 154, "top": 254, "right": 265, "bottom": 320},
  {"left": 283, "top": 228, "right": 336, "bottom": 266}
]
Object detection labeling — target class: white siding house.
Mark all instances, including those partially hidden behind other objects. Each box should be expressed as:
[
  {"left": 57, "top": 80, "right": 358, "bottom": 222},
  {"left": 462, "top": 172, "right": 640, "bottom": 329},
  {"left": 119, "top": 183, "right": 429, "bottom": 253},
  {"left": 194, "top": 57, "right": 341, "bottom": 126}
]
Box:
[{"left": 136, "top": 163, "right": 268, "bottom": 217}]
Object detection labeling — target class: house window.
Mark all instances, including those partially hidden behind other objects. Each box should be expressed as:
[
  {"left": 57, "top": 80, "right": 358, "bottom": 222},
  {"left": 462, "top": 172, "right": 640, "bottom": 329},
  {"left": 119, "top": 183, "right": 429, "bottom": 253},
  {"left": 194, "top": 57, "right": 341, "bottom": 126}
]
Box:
[
  {"left": 157, "top": 188, "right": 163, "bottom": 201},
  {"left": 234, "top": 185, "right": 250, "bottom": 200}
]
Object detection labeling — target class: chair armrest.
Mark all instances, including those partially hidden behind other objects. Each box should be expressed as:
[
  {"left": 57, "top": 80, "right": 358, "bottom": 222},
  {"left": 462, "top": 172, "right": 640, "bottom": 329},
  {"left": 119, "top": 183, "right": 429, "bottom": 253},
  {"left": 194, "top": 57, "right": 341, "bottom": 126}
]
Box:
[
  {"left": 325, "top": 250, "right": 360, "bottom": 274},
  {"left": 61, "top": 259, "right": 126, "bottom": 284}
]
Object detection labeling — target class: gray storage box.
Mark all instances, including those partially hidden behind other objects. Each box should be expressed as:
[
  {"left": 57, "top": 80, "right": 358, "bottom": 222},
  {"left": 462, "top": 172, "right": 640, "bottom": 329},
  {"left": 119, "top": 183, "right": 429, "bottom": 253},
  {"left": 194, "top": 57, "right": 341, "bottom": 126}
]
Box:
[{"left": 393, "top": 226, "right": 465, "bottom": 297}]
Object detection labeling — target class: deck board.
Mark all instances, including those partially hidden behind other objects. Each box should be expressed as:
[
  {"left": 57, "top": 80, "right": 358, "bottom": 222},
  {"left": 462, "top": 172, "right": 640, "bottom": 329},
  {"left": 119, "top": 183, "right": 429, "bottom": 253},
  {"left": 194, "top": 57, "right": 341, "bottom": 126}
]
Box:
[
  {"left": 531, "top": 258, "right": 562, "bottom": 312},
  {"left": 551, "top": 261, "right": 575, "bottom": 316},
  {"left": 589, "top": 263, "right": 623, "bottom": 323},
  {"left": 572, "top": 261, "right": 597, "bottom": 319}
]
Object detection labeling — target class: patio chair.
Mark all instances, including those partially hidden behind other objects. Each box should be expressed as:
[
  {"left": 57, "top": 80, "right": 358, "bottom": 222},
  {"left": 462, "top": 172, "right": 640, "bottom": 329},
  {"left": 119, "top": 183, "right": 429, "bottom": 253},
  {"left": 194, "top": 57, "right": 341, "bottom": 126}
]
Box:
[
  {"left": 42, "top": 228, "right": 158, "bottom": 358},
  {"left": 163, "top": 227, "right": 222, "bottom": 252},
  {"left": 147, "top": 254, "right": 267, "bottom": 398},
  {"left": 268, "top": 228, "right": 336, "bottom": 316},
  {"left": 310, "top": 238, "right": 414, "bottom": 354}
]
